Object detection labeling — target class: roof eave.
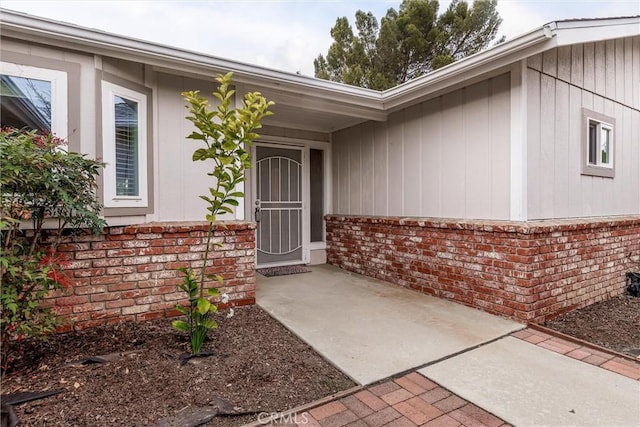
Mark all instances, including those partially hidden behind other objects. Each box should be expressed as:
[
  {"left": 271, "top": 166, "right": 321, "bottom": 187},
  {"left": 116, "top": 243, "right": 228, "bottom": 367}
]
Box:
[
  {"left": 0, "top": 9, "right": 385, "bottom": 112},
  {"left": 381, "top": 26, "right": 555, "bottom": 110}
]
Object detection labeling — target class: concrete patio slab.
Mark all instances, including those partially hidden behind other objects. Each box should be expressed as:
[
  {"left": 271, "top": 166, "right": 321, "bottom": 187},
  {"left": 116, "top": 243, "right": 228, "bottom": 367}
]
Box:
[
  {"left": 420, "top": 336, "right": 640, "bottom": 427},
  {"left": 257, "top": 264, "right": 522, "bottom": 385}
]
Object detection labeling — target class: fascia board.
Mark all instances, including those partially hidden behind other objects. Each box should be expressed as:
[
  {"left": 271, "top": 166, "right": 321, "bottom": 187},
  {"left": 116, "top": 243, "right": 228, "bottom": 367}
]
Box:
[
  {"left": 381, "top": 27, "right": 554, "bottom": 110},
  {"left": 552, "top": 20, "right": 640, "bottom": 46},
  {"left": 0, "top": 9, "right": 384, "bottom": 110},
  {"left": 2, "top": 9, "right": 638, "bottom": 120}
]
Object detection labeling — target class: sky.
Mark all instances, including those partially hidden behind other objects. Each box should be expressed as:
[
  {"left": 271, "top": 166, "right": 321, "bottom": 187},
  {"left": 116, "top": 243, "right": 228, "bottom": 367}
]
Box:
[{"left": 2, "top": 1, "right": 639, "bottom": 76}]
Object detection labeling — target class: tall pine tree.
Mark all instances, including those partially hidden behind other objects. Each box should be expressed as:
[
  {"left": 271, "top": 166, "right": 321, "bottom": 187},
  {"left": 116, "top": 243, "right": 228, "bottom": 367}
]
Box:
[{"left": 314, "top": 0, "right": 503, "bottom": 90}]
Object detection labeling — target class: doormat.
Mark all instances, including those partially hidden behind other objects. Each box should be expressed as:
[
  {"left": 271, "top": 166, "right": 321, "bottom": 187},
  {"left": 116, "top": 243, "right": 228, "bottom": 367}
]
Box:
[{"left": 256, "top": 265, "right": 310, "bottom": 277}]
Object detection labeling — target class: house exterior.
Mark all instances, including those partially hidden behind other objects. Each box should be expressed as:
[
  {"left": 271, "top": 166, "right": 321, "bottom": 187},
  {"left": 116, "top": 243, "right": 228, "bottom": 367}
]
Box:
[{"left": 1, "top": 9, "right": 638, "bottom": 328}]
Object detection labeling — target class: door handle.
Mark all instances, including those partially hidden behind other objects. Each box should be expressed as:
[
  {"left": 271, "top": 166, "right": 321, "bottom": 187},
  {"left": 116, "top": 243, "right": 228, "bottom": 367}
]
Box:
[{"left": 255, "top": 206, "right": 261, "bottom": 222}]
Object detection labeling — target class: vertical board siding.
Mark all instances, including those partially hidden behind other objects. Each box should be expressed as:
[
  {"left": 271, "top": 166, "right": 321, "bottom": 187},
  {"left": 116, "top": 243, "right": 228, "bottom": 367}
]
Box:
[
  {"left": 634, "top": 37, "right": 640, "bottom": 109},
  {"left": 361, "top": 125, "right": 375, "bottom": 215},
  {"left": 527, "top": 37, "right": 640, "bottom": 220},
  {"left": 539, "top": 74, "right": 556, "bottom": 218},
  {"left": 156, "top": 74, "right": 221, "bottom": 221},
  {"left": 582, "top": 43, "right": 595, "bottom": 92},
  {"left": 440, "top": 88, "right": 466, "bottom": 217},
  {"left": 348, "top": 126, "right": 362, "bottom": 214},
  {"left": 464, "top": 81, "right": 491, "bottom": 218},
  {"left": 372, "top": 121, "right": 389, "bottom": 215},
  {"left": 387, "top": 112, "right": 404, "bottom": 216},
  {"left": 403, "top": 104, "right": 422, "bottom": 216},
  {"left": 420, "top": 98, "right": 442, "bottom": 216},
  {"left": 594, "top": 41, "right": 607, "bottom": 96},
  {"left": 526, "top": 69, "right": 542, "bottom": 219},
  {"left": 489, "top": 77, "right": 511, "bottom": 217},
  {"left": 623, "top": 37, "right": 634, "bottom": 107},
  {"left": 337, "top": 127, "right": 351, "bottom": 213},
  {"left": 554, "top": 80, "right": 570, "bottom": 218},
  {"left": 570, "top": 44, "right": 584, "bottom": 87},
  {"left": 331, "top": 74, "right": 511, "bottom": 220}
]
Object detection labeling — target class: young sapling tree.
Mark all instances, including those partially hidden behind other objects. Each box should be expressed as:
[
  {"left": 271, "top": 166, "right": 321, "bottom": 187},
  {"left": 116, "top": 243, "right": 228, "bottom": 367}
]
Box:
[{"left": 172, "top": 72, "right": 273, "bottom": 356}]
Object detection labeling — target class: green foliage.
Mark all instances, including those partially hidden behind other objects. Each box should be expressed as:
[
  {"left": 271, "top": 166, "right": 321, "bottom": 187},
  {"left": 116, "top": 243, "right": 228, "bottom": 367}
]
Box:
[
  {"left": 0, "top": 128, "right": 105, "bottom": 371},
  {"left": 171, "top": 268, "right": 220, "bottom": 354},
  {"left": 172, "top": 72, "right": 273, "bottom": 355},
  {"left": 314, "top": 0, "right": 502, "bottom": 90}
]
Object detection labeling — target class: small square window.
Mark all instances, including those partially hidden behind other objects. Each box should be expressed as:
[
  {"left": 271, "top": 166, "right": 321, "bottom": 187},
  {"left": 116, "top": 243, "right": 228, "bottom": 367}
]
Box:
[{"left": 582, "top": 109, "right": 615, "bottom": 178}]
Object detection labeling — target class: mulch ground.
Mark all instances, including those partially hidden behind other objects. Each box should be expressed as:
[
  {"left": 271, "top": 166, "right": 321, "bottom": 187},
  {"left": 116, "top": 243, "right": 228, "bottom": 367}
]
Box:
[
  {"left": 4, "top": 293, "right": 638, "bottom": 426},
  {"left": 1, "top": 305, "right": 356, "bottom": 426},
  {"left": 544, "top": 294, "right": 640, "bottom": 358}
]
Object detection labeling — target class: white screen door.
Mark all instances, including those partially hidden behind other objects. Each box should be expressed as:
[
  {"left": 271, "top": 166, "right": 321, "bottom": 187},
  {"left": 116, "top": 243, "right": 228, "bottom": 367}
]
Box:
[{"left": 255, "top": 146, "right": 303, "bottom": 266}]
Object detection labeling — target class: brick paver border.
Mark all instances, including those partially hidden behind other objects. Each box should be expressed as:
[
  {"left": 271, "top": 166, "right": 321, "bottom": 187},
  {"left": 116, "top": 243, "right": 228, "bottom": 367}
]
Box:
[
  {"left": 511, "top": 327, "right": 640, "bottom": 381},
  {"left": 250, "top": 372, "right": 510, "bottom": 427},
  {"left": 244, "top": 327, "right": 639, "bottom": 427}
]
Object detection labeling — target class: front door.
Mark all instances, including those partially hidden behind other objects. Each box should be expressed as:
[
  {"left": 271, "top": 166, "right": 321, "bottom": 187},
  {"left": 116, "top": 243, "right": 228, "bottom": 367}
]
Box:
[{"left": 254, "top": 145, "right": 304, "bottom": 266}]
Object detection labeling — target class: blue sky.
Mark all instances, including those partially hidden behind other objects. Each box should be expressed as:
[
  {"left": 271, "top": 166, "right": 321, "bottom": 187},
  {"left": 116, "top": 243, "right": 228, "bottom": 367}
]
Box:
[{"left": 3, "top": 1, "right": 639, "bottom": 76}]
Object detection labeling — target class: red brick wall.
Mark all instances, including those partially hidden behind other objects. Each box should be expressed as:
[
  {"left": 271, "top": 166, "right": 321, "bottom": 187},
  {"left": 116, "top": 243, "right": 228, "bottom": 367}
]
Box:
[
  {"left": 47, "top": 221, "right": 256, "bottom": 331},
  {"left": 326, "top": 215, "right": 640, "bottom": 323}
]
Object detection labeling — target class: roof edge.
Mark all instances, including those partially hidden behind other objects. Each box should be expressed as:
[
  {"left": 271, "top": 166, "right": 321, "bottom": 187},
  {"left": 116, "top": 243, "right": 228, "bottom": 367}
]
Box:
[{"left": 0, "top": 8, "right": 383, "bottom": 103}]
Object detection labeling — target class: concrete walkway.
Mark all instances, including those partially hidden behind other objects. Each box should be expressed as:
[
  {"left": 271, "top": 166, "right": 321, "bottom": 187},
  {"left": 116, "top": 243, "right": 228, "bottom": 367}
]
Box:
[
  {"left": 421, "top": 336, "right": 639, "bottom": 426},
  {"left": 256, "top": 265, "right": 640, "bottom": 427},
  {"left": 257, "top": 264, "right": 521, "bottom": 385}
]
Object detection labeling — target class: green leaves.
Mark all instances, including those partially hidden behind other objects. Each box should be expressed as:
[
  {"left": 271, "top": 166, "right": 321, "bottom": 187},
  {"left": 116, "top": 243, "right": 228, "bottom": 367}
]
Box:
[
  {"left": 172, "top": 73, "right": 273, "bottom": 356},
  {"left": 192, "top": 148, "right": 209, "bottom": 161},
  {"left": 314, "top": 0, "right": 503, "bottom": 89},
  {"left": 207, "top": 287, "right": 221, "bottom": 296},
  {"left": 1, "top": 128, "right": 105, "bottom": 370},
  {"left": 196, "top": 298, "right": 211, "bottom": 315},
  {"left": 181, "top": 72, "right": 273, "bottom": 225},
  {"left": 172, "top": 268, "right": 222, "bottom": 354},
  {"left": 172, "top": 320, "right": 190, "bottom": 332}
]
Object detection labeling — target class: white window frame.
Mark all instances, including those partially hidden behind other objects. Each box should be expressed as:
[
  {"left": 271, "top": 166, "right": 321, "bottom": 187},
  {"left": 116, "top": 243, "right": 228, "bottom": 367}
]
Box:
[
  {"left": 581, "top": 109, "right": 615, "bottom": 178},
  {"left": 0, "top": 61, "right": 68, "bottom": 139},
  {"left": 101, "top": 80, "right": 148, "bottom": 208}
]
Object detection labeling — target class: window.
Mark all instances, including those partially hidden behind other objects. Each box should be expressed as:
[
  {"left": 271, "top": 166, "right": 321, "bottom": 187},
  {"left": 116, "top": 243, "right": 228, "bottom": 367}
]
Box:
[
  {"left": 102, "top": 80, "right": 148, "bottom": 208},
  {"left": 582, "top": 109, "right": 615, "bottom": 178},
  {"left": 310, "top": 148, "right": 325, "bottom": 242},
  {"left": 0, "top": 62, "right": 67, "bottom": 137}
]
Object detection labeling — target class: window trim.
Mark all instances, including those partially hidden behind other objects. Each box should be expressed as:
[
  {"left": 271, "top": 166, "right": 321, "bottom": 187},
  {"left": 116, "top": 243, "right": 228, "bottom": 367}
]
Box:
[
  {"left": 581, "top": 108, "right": 615, "bottom": 178},
  {"left": 0, "top": 61, "right": 68, "bottom": 139},
  {"left": 101, "top": 80, "right": 149, "bottom": 209}
]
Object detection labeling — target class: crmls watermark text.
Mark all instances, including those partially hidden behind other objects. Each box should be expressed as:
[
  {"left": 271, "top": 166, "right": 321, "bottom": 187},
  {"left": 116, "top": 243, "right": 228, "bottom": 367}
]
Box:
[{"left": 257, "top": 411, "right": 310, "bottom": 425}]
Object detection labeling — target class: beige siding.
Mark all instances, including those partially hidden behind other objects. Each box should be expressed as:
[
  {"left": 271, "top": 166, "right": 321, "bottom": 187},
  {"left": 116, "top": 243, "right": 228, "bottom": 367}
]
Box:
[
  {"left": 528, "top": 36, "right": 640, "bottom": 109},
  {"left": 526, "top": 36, "right": 640, "bottom": 219},
  {"left": 102, "top": 57, "right": 145, "bottom": 85},
  {"left": 331, "top": 73, "right": 511, "bottom": 220},
  {"left": 155, "top": 73, "right": 228, "bottom": 221}
]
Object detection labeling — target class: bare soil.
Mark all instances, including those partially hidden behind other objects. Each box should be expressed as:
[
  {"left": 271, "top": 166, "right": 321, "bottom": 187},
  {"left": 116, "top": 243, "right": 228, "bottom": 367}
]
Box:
[
  {"left": 544, "top": 294, "right": 640, "bottom": 358},
  {"left": 1, "top": 306, "right": 355, "bottom": 426}
]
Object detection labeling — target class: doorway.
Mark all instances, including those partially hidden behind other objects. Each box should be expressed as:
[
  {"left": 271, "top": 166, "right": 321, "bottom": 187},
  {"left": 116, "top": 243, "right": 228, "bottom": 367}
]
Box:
[{"left": 253, "top": 145, "right": 304, "bottom": 266}]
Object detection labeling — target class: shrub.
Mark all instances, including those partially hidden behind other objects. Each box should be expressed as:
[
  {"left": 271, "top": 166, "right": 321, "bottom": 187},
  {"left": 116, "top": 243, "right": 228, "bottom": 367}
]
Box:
[{"left": 0, "top": 128, "right": 105, "bottom": 371}]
